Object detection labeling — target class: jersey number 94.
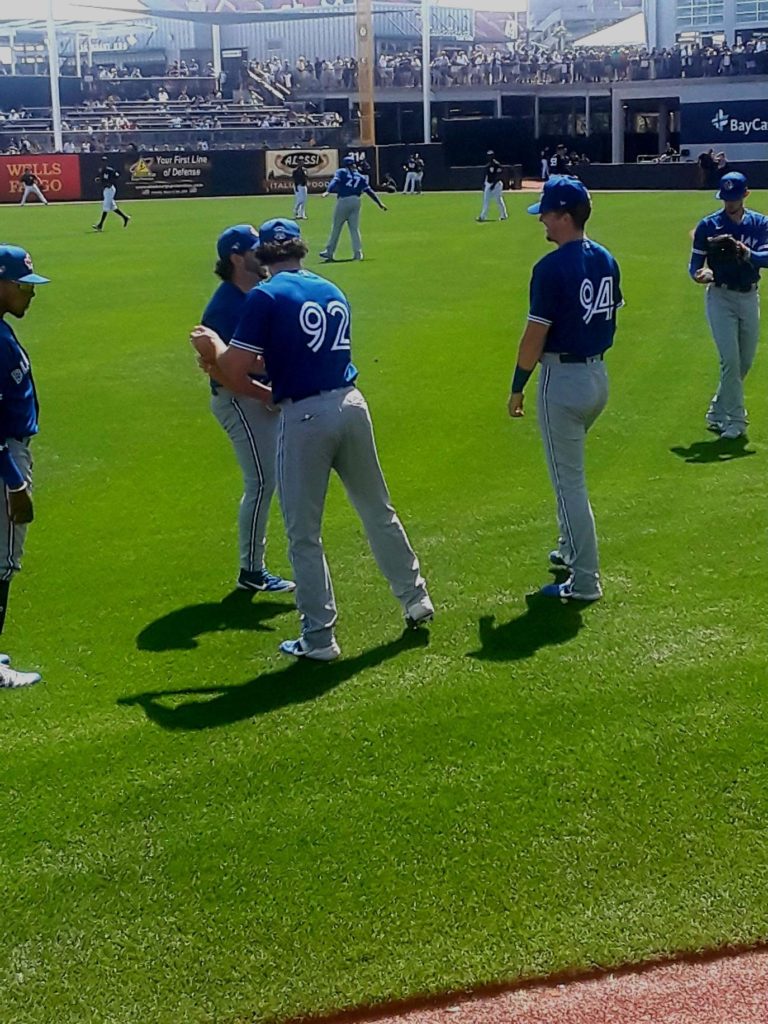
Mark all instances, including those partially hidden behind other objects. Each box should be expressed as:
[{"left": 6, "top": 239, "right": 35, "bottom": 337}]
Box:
[{"left": 580, "top": 276, "right": 615, "bottom": 324}]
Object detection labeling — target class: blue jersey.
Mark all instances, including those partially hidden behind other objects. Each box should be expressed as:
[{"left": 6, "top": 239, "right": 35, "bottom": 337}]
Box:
[
  {"left": 529, "top": 239, "right": 622, "bottom": 357},
  {"left": 0, "top": 318, "right": 39, "bottom": 489},
  {"left": 230, "top": 269, "right": 358, "bottom": 404},
  {"left": 690, "top": 208, "right": 768, "bottom": 288},
  {"left": 202, "top": 280, "right": 246, "bottom": 343},
  {"left": 202, "top": 279, "right": 268, "bottom": 391},
  {"left": 327, "top": 167, "right": 372, "bottom": 199}
]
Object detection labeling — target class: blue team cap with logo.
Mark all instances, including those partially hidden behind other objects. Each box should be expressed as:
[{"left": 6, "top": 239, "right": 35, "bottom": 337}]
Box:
[
  {"left": 0, "top": 244, "right": 49, "bottom": 284},
  {"left": 527, "top": 175, "right": 591, "bottom": 215},
  {"left": 257, "top": 218, "right": 302, "bottom": 244},
  {"left": 342, "top": 155, "right": 357, "bottom": 165},
  {"left": 716, "top": 171, "right": 748, "bottom": 200},
  {"left": 216, "top": 224, "right": 259, "bottom": 260}
]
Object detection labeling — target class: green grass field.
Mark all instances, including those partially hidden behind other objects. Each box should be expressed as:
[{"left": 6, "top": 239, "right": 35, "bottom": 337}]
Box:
[{"left": 1, "top": 189, "right": 766, "bottom": 1024}]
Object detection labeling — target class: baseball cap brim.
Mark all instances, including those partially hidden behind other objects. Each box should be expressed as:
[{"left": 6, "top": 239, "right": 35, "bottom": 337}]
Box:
[
  {"left": 715, "top": 187, "right": 746, "bottom": 200},
  {"left": 17, "top": 272, "right": 49, "bottom": 284},
  {"left": 527, "top": 201, "right": 542, "bottom": 214}
]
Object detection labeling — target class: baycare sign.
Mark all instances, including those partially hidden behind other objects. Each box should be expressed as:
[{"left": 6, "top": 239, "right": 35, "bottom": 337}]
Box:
[
  {"left": 682, "top": 101, "right": 768, "bottom": 144},
  {"left": 264, "top": 149, "right": 339, "bottom": 194},
  {"left": 0, "top": 156, "right": 82, "bottom": 202}
]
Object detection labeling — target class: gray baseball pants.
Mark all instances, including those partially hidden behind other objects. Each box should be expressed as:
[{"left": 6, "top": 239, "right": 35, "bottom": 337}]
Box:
[
  {"left": 705, "top": 285, "right": 760, "bottom": 432},
  {"left": 324, "top": 195, "right": 362, "bottom": 258},
  {"left": 210, "top": 388, "right": 280, "bottom": 573},
  {"left": 0, "top": 440, "right": 32, "bottom": 582},
  {"left": 537, "top": 354, "right": 608, "bottom": 599},
  {"left": 277, "top": 386, "right": 427, "bottom": 648}
]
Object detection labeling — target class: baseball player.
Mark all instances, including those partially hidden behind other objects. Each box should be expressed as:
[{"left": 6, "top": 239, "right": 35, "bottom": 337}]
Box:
[
  {"left": 476, "top": 151, "right": 507, "bottom": 223},
  {"left": 319, "top": 155, "right": 387, "bottom": 263},
  {"left": 0, "top": 244, "right": 50, "bottom": 688},
  {"left": 414, "top": 153, "right": 425, "bottom": 194},
  {"left": 549, "top": 144, "right": 570, "bottom": 175},
  {"left": 200, "top": 224, "right": 295, "bottom": 594},
  {"left": 508, "top": 176, "right": 622, "bottom": 602},
  {"left": 292, "top": 158, "right": 308, "bottom": 220},
  {"left": 93, "top": 156, "right": 130, "bottom": 231},
  {"left": 689, "top": 171, "right": 768, "bottom": 440},
  {"left": 402, "top": 156, "right": 418, "bottom": 194},
  {"left": 18, "top": 168, "right": 48, "bottom": 206},
  {"left": 191, "top": 218, "right": 433, "bottom": 660}
]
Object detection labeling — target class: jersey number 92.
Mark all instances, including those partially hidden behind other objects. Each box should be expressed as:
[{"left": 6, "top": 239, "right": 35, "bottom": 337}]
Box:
[{"left": 299, "top": 300, "right": 351, "bottom": 353}]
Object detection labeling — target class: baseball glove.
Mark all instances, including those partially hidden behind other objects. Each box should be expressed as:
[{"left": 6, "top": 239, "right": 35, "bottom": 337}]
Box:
[{"left": 706, "top": 234, "right": 745, "bottom": 261}]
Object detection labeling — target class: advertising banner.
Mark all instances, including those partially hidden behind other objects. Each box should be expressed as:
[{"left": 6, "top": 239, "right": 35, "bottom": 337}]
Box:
[
  {"left": 681, "top": 101, "right": 768, "bottom": 145},
  {"left": 117, "top": 152, "right": 213, "bottom": 199},
  {"left": 0, "top": 155, "right": 81, "bottom": 203},
  {"left": 264, "top": 148, "right": 339, "bottom": 194}
]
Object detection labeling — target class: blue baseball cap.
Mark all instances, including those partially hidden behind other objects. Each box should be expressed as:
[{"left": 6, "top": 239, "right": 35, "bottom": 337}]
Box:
[
  {"left": 342, "top": 155, "right": 356, "bottom": 165},
  {"left": 0, "top": 245, "right": 49, "bottom": 284},
  {"left": 216, "top": 224, "right": 259, "bottom": 260},
  {"left": 527, "top": 175, "right": 591, "bottom": 215},
  {"left": 257, "top": 218, "right": 302, "bottom": 244},
  {"left": 716, "top": 171, "right": 748, "bottom": 200}
]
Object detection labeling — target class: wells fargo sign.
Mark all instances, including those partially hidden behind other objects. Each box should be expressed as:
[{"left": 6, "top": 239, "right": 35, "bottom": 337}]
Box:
[{"left": 0, "top": 156, "right": 82, "bottom": 202}]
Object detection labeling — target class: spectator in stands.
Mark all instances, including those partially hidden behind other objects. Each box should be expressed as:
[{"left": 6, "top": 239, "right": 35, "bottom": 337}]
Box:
[{"left": 658, "top": 142, "right": 679, "bottom": 163}]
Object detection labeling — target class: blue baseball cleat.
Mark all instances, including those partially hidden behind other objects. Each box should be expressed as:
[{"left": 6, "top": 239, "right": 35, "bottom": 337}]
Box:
[
  {"left": 549, "top": 550, "right": 569, "bottom": 567},
  {"left": 539, "top": 581, "right": 602, "bottom": 602},
  {"left": 279, "top": 637, "right": 341, "bottom": 661},
  {"left": 237, "top": 569, "right": 296, "bottom": 594}
]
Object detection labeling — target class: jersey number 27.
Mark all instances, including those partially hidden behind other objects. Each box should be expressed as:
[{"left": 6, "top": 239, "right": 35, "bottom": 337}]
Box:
[
  {"left": 299, "top": 300, "right": 351, "bottom": 353},
  {"left": 580, "top": 276, "right": 615, "bottom": 324}
]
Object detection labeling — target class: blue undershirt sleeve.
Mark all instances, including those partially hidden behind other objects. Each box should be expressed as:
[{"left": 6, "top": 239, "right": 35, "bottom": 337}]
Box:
[
  {"left": 0, "top": 444, "right": 25, "bottom": 491},
  {"left": 747, "top": 217, "right": 768, "bottom": 269},
  {"left": 690, "top": 220, "right": 708, "bottom": 278}
]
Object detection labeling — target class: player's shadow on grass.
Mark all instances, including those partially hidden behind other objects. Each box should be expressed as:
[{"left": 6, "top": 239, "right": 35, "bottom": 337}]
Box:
[
  {"left": 136, "top": 589, "right": 292, "bottom": 652},
  {"left": 118, "top": 628, "right": 428, "bottom": 730},
  {"left": 670, "top": 436, "right": 756, "bottom": 464},
  {"left": 468, "top": 593, "right": 585, "bottom": 662}
]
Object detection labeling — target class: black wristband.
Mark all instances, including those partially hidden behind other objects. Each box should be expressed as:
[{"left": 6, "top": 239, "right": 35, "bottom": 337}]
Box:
[{"left": 511, "top": 365, "right": 533, "bottom": 393}]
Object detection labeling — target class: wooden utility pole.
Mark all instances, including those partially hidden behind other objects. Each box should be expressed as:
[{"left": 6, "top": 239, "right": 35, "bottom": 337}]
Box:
[{"left": 356, "top": 0, "right": 376, "bottom": 146}]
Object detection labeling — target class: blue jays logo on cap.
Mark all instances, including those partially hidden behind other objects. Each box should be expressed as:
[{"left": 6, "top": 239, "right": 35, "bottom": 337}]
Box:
[
  {"left": 716, "top": 171, "right": 748, "bottom": 201},
  {"left": 527, "top": 175, "right": 591, "bottom": 215},
  {"left": 0, "top": 244, "right": 49, "bottom": 284},
  {"left": 257, "top": 218, "right": 302, "bottom": 244},
  {"left": 216, "top": 224, "right": 259, "bottom": 260}
]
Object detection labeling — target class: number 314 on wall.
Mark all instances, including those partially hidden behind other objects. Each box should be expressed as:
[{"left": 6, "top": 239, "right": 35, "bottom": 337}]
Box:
[{"left": 299, "top": 300, "right": 351, "bottom": 352}]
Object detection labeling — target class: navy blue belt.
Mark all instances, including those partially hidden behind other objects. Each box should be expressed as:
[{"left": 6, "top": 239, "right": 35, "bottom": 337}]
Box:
[
  {"left": 714, "top": 283, "right": 757, "bottom": 293},
  {"left": 556, "top": 352, "right": 604, "bottom": 364}
]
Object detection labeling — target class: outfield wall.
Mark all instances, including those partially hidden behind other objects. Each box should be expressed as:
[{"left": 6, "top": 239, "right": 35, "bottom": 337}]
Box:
[{"left": 2, "top": 148, "right": 768, "bottom": 203}]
